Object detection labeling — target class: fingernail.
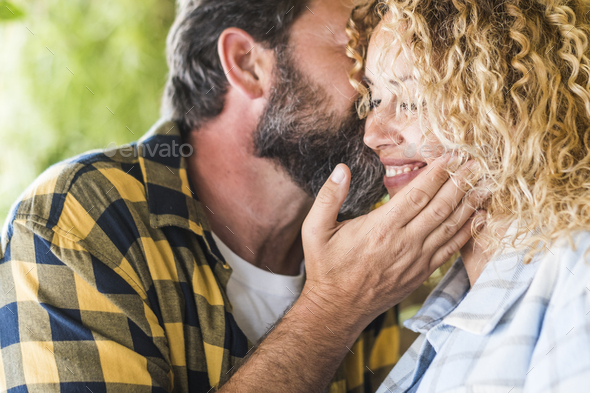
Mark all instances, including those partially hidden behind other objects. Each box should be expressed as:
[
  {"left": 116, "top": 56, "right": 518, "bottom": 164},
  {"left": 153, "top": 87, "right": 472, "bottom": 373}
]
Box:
[
  {"left": 439, "top": 151, "right": 452, "bottom": 161},
  {"left": 331, "top": 166, "right": 345, "bottom": 184},
  {"left": 447, "top": 156, "right": 463, "bottom": 170},
  {"left": 463, "top": 160, "right": 481, "bottom": 174}
]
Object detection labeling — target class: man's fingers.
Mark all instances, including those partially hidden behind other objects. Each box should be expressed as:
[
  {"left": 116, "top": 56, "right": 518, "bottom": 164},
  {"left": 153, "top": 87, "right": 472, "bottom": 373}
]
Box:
[
  {"left": 425, "top": 184, "right": 490, "bottom": 269},
  {"left": 429, "top": 215, "right": 474, "bottom": 271},
  {"left": 374, "top": 153, "right": 452, "bottom": 228},
  {"left": 302, "top": 164, "right": 351, "bottom": 243},
  {"left": 422, "top": 193, "right": 477, "bottom": 255},
  {"left": 407, "top": 160, "right": 478, "bottom": 236}
]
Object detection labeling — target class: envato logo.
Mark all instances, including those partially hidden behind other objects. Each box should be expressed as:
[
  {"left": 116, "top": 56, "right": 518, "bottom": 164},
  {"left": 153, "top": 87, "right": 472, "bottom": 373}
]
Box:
[
  {"left": 402, "top": 142, "right": 492, "bottom": 159},
  {"left": 103, "top": 140, "right": 194, "bottom": 158}
]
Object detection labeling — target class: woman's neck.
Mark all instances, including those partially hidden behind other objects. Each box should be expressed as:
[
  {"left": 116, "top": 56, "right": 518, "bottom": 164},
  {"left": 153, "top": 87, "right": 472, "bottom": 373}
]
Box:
[
  {"left": 460, "top": 237, "right": 491, "bottom": 287},
  {"left": 460, "top": 220, "right": 512, "bottom": 287}
]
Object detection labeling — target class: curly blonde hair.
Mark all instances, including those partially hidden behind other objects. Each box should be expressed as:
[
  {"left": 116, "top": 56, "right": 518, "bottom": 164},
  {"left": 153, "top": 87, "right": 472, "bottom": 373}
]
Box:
[{"left": 347, "top": 0, "right": 590, "bottom": 263}]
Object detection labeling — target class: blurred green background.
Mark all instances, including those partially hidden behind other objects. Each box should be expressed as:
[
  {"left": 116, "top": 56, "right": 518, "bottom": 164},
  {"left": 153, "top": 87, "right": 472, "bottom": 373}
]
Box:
[{"left": 0, "top": 0, "right": 175, "bottom": 229}]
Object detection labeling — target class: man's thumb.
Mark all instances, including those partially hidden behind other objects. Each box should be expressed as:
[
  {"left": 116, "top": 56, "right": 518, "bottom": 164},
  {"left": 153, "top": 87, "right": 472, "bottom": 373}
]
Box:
[{"left": 303, "top": 164, "right": 351, "bottom": 239}]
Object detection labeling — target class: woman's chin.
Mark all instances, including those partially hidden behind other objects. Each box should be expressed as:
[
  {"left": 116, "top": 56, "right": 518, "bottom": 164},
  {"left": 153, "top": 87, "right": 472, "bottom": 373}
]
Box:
[{"left": 386, "top": 187, "right": 401, "bottom": 198}]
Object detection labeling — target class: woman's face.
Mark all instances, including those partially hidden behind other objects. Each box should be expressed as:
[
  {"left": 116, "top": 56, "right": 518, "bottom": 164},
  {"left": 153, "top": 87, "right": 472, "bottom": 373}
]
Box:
[{"left": 364, "top": 21, "right": 440, "bottom": 197}]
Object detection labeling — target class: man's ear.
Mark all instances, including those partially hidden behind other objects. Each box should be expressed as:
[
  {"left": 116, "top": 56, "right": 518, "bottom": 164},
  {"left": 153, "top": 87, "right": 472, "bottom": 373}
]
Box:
[{"left": 218, "top": 28, "right": 273, "bottom": 100}]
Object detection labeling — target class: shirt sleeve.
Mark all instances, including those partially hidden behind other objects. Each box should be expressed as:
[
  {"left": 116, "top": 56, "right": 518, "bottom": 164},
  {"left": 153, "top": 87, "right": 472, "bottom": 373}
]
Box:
[
  {"left": 523, "top": 247, "right": 590, "bottom": 392},
  {"left": 0, "top": 218, "right": 172, "bottom": 392}
]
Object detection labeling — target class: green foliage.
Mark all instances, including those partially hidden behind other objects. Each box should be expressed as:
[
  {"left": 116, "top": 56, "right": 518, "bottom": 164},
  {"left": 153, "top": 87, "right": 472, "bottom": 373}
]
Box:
[
  {"left": 0, "top": 1, "right": 25, "bottom": 21},
  {"left": 0, "top": 0, "right": 176, "bottom": 228}
]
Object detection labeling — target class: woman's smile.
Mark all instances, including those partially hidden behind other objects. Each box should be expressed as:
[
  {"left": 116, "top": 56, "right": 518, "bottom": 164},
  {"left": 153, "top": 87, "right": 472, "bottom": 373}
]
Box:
[{"left": 380, "top": 157, "right": 428, "bottom": 193}]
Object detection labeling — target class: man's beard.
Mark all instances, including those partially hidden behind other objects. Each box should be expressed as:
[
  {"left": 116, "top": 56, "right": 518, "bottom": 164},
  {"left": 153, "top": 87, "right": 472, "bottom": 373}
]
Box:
[{"left": 253, "top": 49, "right": 386, "bottom": 219}]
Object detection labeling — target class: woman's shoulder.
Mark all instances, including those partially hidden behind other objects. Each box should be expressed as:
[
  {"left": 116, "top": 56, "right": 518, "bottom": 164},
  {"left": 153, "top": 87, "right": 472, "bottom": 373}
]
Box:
[
  {"left": 551, "top": 229, "right": 590, "bottom": 272},
  {"left": 535, "top": 229, "right": 590, "bottom": 306},
  {"left": 524, "top": 230, "right": 590, "bottom": 391}
]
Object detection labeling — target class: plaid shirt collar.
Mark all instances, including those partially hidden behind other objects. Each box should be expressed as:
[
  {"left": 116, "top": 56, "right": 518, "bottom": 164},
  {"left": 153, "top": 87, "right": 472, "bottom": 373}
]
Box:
[
  {"left": 406, "top": 225, "right": 542, "bottom": 336},
  {"left": 134, "top": 118, "right": 228, "bottom": 269},
  {"left": 136, "top": 118, "right": 210, "bottom": 233}
]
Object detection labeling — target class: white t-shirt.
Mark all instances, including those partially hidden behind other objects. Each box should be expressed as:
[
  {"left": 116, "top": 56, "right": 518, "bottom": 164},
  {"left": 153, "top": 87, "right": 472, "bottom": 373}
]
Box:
[{"left": 211, "top": 231, "right": 305, "bottom": 343}]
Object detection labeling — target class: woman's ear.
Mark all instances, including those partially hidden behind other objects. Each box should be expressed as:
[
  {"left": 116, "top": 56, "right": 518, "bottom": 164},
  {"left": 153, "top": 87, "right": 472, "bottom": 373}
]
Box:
[{"left": 218, "top": 28, "right": 274, "bottom": 100}]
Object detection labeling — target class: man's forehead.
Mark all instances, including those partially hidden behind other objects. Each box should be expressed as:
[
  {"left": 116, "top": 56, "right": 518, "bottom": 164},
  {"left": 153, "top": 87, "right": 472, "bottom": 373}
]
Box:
[
  {"left": 306, "top": 0, "right": 356, "bottom": 16},
  {"left": 292, "top": 0, "right": 354, "bottom": 42}
]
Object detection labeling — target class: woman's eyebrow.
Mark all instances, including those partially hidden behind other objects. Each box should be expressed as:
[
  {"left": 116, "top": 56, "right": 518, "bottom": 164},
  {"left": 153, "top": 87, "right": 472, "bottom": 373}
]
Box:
[
  {"left": 363, "top": 74, "right": 414, "bottom": 89},
  {"left": 388, "top": 75, "right": 414, "bottom": 87}
]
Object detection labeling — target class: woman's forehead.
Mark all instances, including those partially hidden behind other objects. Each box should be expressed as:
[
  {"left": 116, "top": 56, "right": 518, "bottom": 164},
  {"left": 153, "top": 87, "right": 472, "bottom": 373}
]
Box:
[{"left": 367, "top": 22, "right": 413, "bottom": 83}]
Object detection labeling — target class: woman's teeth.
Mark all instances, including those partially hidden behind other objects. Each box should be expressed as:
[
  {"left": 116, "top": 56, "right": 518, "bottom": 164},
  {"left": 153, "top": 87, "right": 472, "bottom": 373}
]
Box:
[{"left": 385, "top": 164, "right": 423, "bottom": 177}]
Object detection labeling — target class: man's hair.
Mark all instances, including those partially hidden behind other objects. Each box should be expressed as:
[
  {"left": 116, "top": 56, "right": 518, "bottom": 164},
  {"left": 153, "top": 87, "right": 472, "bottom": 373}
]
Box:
[{"left": 161, "top": 0, "right": 310, "bottom": 135}]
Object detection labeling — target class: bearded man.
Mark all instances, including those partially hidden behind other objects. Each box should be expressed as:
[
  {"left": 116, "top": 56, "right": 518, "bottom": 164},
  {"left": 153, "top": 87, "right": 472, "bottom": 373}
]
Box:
[{"left": 0, "top": 0, "right": 477, "bottom": 392}]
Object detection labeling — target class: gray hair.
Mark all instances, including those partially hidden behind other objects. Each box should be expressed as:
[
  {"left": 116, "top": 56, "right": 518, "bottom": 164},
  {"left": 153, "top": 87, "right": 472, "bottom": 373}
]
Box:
[{"left": 161, "top": 0, "right": 310, "bottom": 135}]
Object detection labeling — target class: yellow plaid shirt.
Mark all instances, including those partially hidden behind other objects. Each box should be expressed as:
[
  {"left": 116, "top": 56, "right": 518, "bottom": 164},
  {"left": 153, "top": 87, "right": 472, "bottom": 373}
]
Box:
[{"left": 0, "top": 119, "right": 402, "bottom": 392}]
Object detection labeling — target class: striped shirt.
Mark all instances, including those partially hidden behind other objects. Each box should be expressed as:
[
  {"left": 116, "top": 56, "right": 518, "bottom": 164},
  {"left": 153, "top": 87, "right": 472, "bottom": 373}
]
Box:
[
  {"left": 0, "top": 118, "right": 401, "bottom": 393},
  {"left": 377, "top": 227, "right": 590, "bottom": 393}
]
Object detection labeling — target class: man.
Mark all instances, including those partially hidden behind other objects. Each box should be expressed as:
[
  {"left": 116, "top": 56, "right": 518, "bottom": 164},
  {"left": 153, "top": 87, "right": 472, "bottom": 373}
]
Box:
[{"left": 0, "top": 0, "right": 478, "bottom": 392}]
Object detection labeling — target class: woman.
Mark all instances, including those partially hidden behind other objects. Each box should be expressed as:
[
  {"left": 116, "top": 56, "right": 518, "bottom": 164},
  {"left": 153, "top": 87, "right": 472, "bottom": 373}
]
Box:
[{"left": 347, "top": 0, "right": 590, "bottom": 391}]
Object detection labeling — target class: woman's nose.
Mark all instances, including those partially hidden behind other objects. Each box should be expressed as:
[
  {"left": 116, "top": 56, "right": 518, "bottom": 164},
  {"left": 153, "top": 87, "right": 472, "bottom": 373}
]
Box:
[{"left": 363, "top": 111, "right": 404, "bottom": 151}]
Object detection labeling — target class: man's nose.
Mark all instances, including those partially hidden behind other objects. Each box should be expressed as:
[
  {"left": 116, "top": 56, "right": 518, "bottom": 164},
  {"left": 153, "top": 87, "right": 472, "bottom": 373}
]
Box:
[{"left": 363, "top": 112, "right": 404, "bottom": 151}]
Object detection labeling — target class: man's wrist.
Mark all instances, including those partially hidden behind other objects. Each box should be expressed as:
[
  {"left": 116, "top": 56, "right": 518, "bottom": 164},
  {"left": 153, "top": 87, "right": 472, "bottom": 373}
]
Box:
[
  {"left": 291, "top": 286, "right": 366, "bottom": 346},
  {"left": 219, "top": 289, "right": 363, "bottom": 393}
]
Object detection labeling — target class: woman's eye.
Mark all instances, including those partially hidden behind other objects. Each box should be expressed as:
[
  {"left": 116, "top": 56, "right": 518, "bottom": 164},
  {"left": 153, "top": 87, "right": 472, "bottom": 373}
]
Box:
[
  {"left": 369, "top": 98, "right": 382, "bottom": 110},
  {"left": 400, "top": 102, "right": 418, "bottom": 113},
  {"left": 367, "top": 89, "right": 381, "bottom": 111}
]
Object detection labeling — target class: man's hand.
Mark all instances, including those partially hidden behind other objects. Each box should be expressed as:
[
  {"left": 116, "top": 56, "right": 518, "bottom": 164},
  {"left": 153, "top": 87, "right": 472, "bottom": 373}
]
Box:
[
  {"left": 301, "top": 153, "right": 483, "bottom": 339},
  {"left": 220, "top": 153, "right": 484, "bottom": 393}
]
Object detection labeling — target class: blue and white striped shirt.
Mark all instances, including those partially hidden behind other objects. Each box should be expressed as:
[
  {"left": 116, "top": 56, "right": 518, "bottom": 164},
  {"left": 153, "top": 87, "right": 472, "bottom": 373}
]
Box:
[{"left": 378, "top": 229, "right": 590, "bottom": 393}]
